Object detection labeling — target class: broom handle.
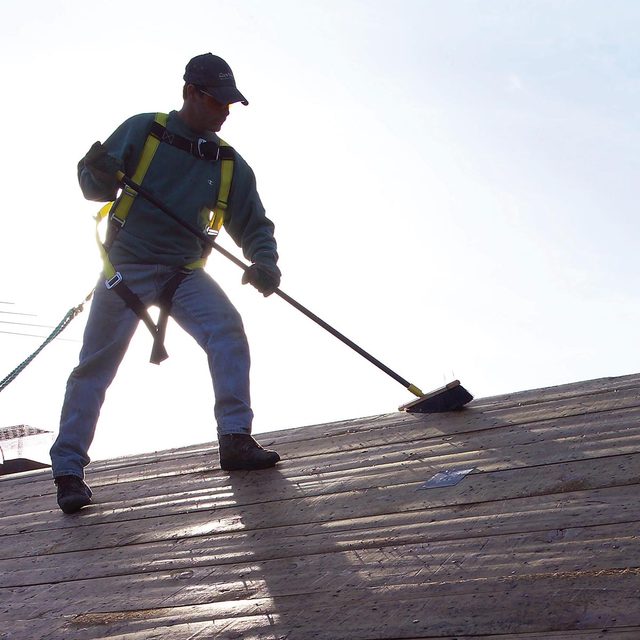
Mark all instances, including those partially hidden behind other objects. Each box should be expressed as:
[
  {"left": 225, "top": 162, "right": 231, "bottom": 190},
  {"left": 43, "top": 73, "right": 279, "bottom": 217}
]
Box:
[{"left": 116, "top": 172, "right": 424, "bottom": 397}]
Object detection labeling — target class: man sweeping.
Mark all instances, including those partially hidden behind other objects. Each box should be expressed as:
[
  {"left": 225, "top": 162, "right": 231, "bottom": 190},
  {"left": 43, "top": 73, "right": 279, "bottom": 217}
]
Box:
[{"left": 50, "top": 53, "right": 281, "bottom": 514}]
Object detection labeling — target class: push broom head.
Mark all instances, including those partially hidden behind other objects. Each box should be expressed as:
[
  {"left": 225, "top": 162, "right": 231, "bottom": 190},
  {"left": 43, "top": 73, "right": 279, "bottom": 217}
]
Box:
[{"left": 399, "top": 380, "right": 473, "bottom": 413}]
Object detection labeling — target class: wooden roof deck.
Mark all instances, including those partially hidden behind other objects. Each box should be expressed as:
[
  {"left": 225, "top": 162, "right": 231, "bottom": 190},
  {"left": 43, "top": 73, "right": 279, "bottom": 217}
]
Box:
[{"left": 2, "top": 372, "right": 640, "bottom": 639}]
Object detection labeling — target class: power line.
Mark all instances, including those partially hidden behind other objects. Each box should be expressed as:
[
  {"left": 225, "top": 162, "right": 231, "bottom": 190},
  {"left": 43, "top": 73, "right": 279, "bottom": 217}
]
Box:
[
  {"left": 0, "top": 320, "right": 58, "bottom": 330},
  {"left": 0, "top": 310, "right": 38, "bottom": 317},
  {"left": 0, "top": 329, "right": 52, "bottom": 339},
  {"left": 0, "top": 329, "right": 79, "bottom": 342}
]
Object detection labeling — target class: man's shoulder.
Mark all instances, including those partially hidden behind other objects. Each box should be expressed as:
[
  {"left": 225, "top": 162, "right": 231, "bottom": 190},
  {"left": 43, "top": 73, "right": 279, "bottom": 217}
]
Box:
[
  {"left": 112, "top": 112, "right": 166, "bottom": 138},
  {"left": 119, "top": 112, "right": 160, "bottom": 129},
  {"left": 219, "top": 140, "right": 248, "bottom": 167}
]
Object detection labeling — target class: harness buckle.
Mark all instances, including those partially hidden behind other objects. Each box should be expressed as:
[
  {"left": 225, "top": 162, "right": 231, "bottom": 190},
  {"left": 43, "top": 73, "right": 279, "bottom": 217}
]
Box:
[
  {"left": 109, "top": 214, "right": 126, "bottom": 229},
  {"left": 197, "top": 138, "right": 220, "bottom": 162},
  {"left": 105, "top": 272, "right": 123, "bottom": 289}
]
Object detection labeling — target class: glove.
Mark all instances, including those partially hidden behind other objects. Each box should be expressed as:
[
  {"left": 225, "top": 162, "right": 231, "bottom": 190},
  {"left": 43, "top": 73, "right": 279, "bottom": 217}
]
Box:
[
  {"left": 242, "top": 261, "right": 281, "bottom": 297},
  {"left": 83, "top": 141, "right": 121, "bottom": 180}
]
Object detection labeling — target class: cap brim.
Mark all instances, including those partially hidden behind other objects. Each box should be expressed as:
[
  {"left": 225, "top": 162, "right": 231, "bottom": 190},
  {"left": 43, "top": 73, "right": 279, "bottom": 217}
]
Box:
[{"left": 205, "top": 85, "right": 249, "bottom": 106}]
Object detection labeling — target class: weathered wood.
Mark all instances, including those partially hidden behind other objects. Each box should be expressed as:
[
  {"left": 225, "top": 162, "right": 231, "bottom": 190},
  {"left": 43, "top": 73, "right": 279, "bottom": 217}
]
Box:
[
  {"left": 3, "top": 384, "right": 639, "bottom": 504},
  {"left": 1, "top": 482, "right": 638, "bottom": 576},
  {"left": 4, "top": 379, "right": 636, "bottom": 491},
  {"left": 3, "top": 405, "right": 639, "bottom": 530},
  {"left": 472, "top": 371, "right": 640, "bottom": 410},
  {"left": 3, "top": 519, "right": 638, "bottom": 617},
  {"left": 8, "top": 571, "right": 639, "bottom": 639},
  {"left": 1, "top": 371, "right": 639, "bottom": 640},
  {"left": 3, "top": 410, "right": 639, "bottom": 518},
  {"left": 1, "top": 501, "right": 638, "bottom": 587},
  {"left": 387, "top": 632, "right": 640, "bottom": 640}
]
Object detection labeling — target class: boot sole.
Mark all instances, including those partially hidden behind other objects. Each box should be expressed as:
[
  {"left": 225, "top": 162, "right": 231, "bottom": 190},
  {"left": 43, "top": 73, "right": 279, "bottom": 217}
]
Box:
[
  {"left": 58, "top": 495, "right": 92, "bottom": 514},
  {"left": 220, "top": 455, "right": 280, "bottom": 471}
]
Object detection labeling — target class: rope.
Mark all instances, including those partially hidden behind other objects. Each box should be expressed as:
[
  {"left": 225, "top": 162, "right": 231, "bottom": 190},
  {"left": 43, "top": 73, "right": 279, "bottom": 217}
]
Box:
[{"left": 0, "top": 290, "right": 94, "bottom": 393}]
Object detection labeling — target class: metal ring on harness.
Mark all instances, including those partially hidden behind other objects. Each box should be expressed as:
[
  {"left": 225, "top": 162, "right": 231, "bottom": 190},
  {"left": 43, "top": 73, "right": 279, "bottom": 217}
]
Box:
[{"left": 197, "top": 138, "right": 220, "bottom": 161}]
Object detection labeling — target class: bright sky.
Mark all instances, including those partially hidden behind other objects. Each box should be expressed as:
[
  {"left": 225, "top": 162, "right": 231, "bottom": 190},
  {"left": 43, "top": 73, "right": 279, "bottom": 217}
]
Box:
[{"left": 1, "top": 0, "right": 638, "bottom": 462}]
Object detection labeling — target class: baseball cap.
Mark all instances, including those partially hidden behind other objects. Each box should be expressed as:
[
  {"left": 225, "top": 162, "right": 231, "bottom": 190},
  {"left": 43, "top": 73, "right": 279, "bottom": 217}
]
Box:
[{"left": 183, "top": 53, "right": 249, "bottom": 105}]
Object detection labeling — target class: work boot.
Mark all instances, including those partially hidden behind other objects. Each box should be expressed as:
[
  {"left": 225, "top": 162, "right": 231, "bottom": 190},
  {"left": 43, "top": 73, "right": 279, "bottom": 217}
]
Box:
[
  {"left": 55, "top": 475, "right": 92, "bottom": 514},
  {"left": 218, "top": 434, "right": 280, "bottom": 471}
]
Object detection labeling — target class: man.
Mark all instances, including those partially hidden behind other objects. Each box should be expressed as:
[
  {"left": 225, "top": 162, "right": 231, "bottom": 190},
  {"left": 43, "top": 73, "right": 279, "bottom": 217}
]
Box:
[{"left": 50, "top": 53, "right": 281, "bottom": 514}]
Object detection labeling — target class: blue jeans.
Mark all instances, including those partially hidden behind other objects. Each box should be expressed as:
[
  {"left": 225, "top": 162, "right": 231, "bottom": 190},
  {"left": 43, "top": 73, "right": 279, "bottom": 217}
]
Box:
[{"left": 50, "top": 264, "right": 253, "bottom": 478}]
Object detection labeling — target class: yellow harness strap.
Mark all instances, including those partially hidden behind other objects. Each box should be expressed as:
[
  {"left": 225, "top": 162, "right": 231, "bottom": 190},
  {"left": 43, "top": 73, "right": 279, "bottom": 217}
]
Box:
[
  {"left": 208, "top": 140, "right": 234, "bottom": 235},
  {"left": 92, "top": 113, "right": 236, "bottom": 364},
  {"left": 97, "top": 113, "right": 235, "bottom": 274},
  {"left": 96, "top": 112, "right": 168, "bottom": 284},
  {"left": 112, "top": 112, "right": 169, "bottom": 226},
  {"left": 95, "top": 202, "right": 118, "bottom": 283},
  {"left": 185, "top": 140, "right": 234, "bottom": 269}
]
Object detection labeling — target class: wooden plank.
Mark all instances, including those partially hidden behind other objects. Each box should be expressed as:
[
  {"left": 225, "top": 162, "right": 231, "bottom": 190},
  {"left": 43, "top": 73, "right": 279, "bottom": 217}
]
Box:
[
  {"left": 472, "top": 371, "right": 640, "bottom": 409},
  {"left": 6, "top": 570, "right": 638, "bottom": 640},
  {"left": 84, "top": 383, "right": 640, "bottom": 466},
  {"left": 385, "top": 631, "right": 640, "bottom": 640},
  {"left": 9, "top": 513, "right": 640, "bottom": 589},
  {"left": 8, "top": 619, "right": 638, "bottom": 640},
  {"left": 7, "top": 619, "right": 639, "bottom": 640},
  {"left": 2, "top": 617, "right": 215, "bottom": 640},
  {"left": 3, "top": 404, "right": 639, "bottom": 529},
  {"left": 1, "top": 496, "right": 638, "bottom": 587},
  {"left": 3, "top": 383, "right": 639, "bottom": 503},
  {"left": 1, "top": 478, "right": 638, "bottom": 571},
  {"left": 2, "top": 373, "right": 637, "bottom": 496},
  {"left": 3, "top": 409, "right": 639, "bottom": 517},
  {"left": 8, "top": 616, "right": 638, "bottom": 640},
  {"left": 4, "top": 435, "right": 639, "bottom": 540},
  {"left": 2, "top": 372, "right": 639, "bottom": 640},
  {"left": 3, "top": 518, "right": 638, "bottom": 615},
  {"left": 3, "top": 376, "right": 634, "bottom": 488},
  {"left": 3, "top": 428, "right": 638, "bottom": 531},
  {"left": 3, "top": 429, "right": 639, "bottom": 533}
]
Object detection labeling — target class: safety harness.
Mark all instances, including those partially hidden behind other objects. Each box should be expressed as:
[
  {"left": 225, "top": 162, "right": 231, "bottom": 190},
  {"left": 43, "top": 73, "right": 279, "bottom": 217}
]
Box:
[{"left": 95, "top": 112, "right": 235, "bottom": 364}]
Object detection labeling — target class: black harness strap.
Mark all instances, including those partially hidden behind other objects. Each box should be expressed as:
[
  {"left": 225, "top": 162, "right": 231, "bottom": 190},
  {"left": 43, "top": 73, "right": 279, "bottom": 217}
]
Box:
[
  {"left": 109, "top": 269, "right": 190, "bottom": 365},
  {"left": 150, "top": 269, "right": 189, "bottom": 365},
  {"left": 108, "top": 281, "right": 168, "bottom": 364},
  {"left": 103, "top": 116, "right": 235, "bottom": 365},
  {"left": 150, "top": 121, "right": 220, "bottom": 162}
]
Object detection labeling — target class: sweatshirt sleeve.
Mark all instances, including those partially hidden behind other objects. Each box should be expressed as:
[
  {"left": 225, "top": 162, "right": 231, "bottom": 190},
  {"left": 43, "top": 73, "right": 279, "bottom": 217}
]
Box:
[
  {"left": 77, "top": 114, "right": 153, "bottom": 202},
  {"left": 223, "top": 152, "right": 279, "bottom": 265}
]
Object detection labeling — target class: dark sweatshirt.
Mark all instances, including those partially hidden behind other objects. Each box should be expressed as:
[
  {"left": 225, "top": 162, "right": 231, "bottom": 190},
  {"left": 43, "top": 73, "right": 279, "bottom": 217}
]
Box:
[{"left": 78, "top": 110, "right": 278, "bottom": 268}]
